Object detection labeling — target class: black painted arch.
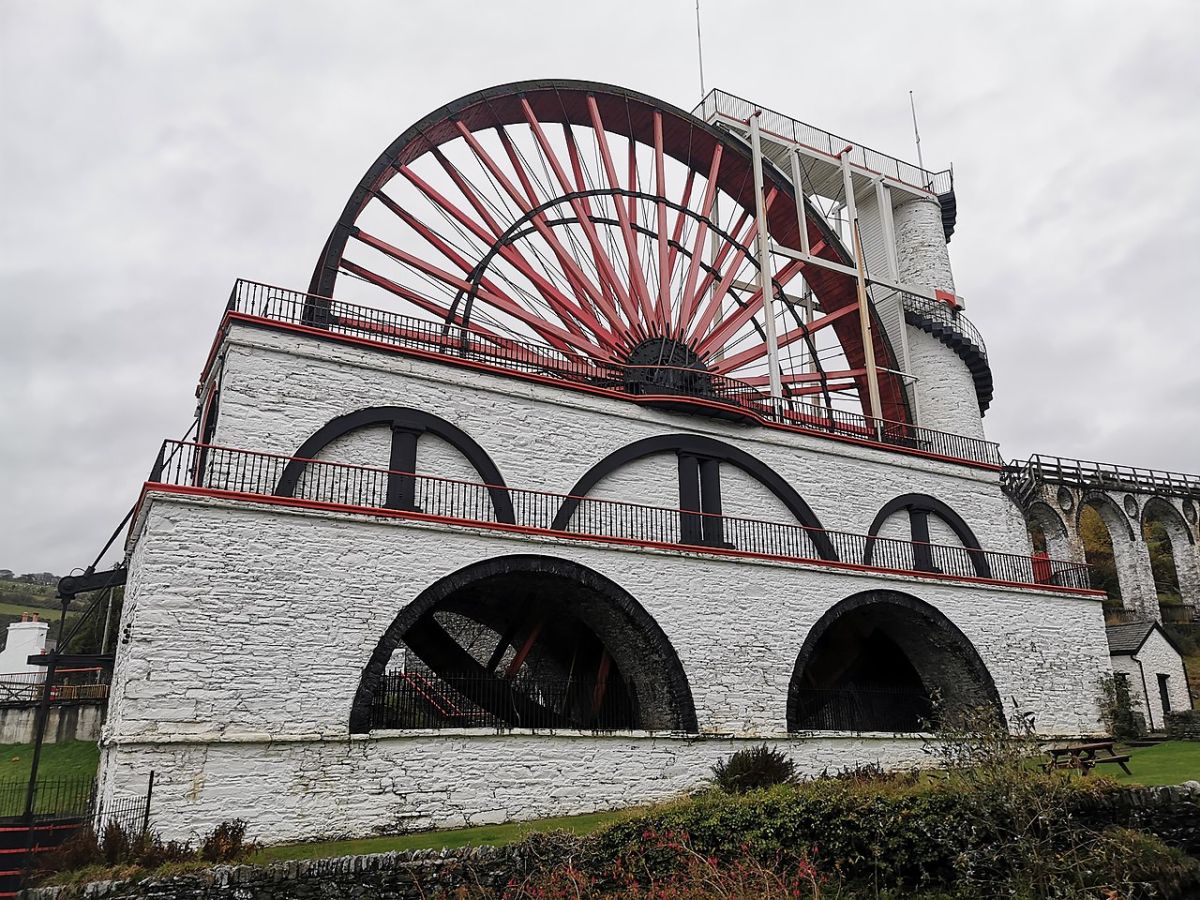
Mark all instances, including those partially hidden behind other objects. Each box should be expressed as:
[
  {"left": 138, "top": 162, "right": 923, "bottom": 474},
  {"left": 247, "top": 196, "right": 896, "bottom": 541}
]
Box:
[
  {"left": 786, "top": 588, "right": 1006, "bottom": 731},
  {"left": 274, "top": 406, "right": 516, "bottom": 523},
  {"left": 348, "top": 554, "right": 699, "bottom": 733},
  {"left": 550, "top": 434, "right": 837, "bottom": 561},
  {"left": 864, "top": 493, "right": 990, "bottom": 578}
]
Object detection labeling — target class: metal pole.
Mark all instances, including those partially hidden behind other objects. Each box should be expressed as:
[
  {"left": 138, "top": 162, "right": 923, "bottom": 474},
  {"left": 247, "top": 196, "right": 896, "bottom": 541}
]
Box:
[
  {"left": 99, "top": 587, "right": 115, "bottom": 658},
  {"left": 788, "top": 149, "right": 811, "bottom": 256},
  {"left": 749, "top": 112, "right": 784, "bottom": 400},
  {"left": 23, "top": 595, "right": 70, "bottom": 821},
  {"left": 839, "top": 148, "right": 883, "bottom": 432}
]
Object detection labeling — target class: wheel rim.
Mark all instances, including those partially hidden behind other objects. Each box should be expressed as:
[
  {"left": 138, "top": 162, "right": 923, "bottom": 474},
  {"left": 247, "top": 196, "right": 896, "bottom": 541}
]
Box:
[{"left": 310, "top": 79, "right": 911, "bottom": 421}]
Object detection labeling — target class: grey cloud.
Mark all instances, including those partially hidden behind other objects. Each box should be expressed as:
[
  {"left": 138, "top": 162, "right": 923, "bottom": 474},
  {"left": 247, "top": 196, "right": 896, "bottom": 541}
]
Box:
[{"left": 2, "top": 0, "right": 1197, "bottom": 572}]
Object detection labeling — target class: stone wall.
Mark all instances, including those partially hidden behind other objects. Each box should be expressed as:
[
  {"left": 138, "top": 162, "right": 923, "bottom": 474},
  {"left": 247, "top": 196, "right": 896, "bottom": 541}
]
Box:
[
  {"left": 891, "top": 197, "right": 986, "bottom": 441},
  {"left": 1167, "top": 710, "right": 1200, "bottom": 740},
  {"left": 20, "top": 785, "right": 1200, "bottom": 900},
  {"left": 0, "top": 702, "right": 104, "bottom": 745},
  {"left": 207, "top": 323, "right": 1026, "bottom": 556},
  {"left": 98, "top": 493, "right": 1112, "bottom": 844}
]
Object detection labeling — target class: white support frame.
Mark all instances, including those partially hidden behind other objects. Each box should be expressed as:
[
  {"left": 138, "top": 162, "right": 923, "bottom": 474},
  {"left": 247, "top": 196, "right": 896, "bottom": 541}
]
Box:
[{"left": 749, "top": 112, "right": 784, "bottom": 400}]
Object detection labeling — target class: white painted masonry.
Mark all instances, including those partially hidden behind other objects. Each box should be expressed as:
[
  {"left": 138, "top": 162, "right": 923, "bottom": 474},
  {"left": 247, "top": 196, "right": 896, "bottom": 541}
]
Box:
[
  {"left": 100, "top": 493, "right": 1111, "bottom": 842},
  {"left": 891, "top": 197, "right": 986, "bottom": 440},
  {"left": 1110, "top": 627, "right": 1192, "bottom": 731},
  {"left": 206, "top": 324, "right": 1030, "bottom": 557}
]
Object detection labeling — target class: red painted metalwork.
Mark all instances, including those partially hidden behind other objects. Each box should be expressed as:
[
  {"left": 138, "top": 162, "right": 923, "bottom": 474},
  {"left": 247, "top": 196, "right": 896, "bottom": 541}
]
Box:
[{"left": 308, "top": 80, "right": 914, "bottom": 424}]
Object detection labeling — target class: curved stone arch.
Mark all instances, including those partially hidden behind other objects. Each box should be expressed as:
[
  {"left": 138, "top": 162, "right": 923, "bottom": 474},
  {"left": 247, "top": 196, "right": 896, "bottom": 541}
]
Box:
[
  {"left": 274, "top": 406, "right": 515, "bottom": 523},
  {"left": 1077, "top": 491, "right": 1135, "bottom": 541},
  {"left": 1141, "top": 496, "right": 1200, "bottom": 603},
  {"left": 786, "top": 589, "right": 1005, "bottom": 732},
  {"left": 349, "top": 554, "right": 699, "bottom": 734},
  {"left": 1024, "top": 500, "right": 1073, "bottom": 554},
  {"left": 1141, "top": 496, "right": 1195, "bottom": 546},
  {"left": 549, "top": 434, "right": 836, "bottom": 560},
  {"left": 863, "top": 493, "right": 990, "bottom": 578}
]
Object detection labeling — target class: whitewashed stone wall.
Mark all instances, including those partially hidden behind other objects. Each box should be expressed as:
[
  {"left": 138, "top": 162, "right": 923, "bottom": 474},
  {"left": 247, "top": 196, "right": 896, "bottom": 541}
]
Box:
[
  {"left": 1125, "top": 628, "right": 1193, "bottom": 729},
  {"left": 101, "top": 731, "right": 931, "bottom": 844},
  {"left": 891, "top": 197, "right": 986, "bottom": 441},
  {"left": 101, "top": 493, "right": 1112, "bottom": 842},
  {"left": 205, "top": 324, "right": 1030, "bottom": 558}
]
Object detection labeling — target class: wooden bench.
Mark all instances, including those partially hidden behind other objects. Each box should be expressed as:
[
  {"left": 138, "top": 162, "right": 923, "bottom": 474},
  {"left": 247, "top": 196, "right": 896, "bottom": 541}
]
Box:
[{"left": 1043, "top": 741, "right": 1132, "bottom": 775}]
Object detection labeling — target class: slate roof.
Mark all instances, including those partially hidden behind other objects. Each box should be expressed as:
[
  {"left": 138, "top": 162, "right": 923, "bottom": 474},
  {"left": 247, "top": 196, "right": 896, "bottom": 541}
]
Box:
[
  {"left": 1105, "top": 622, "right": 1156, "bottom": 656},
  {"left": 1104, "top": 620, "right": 1189, "bottom": 657}
]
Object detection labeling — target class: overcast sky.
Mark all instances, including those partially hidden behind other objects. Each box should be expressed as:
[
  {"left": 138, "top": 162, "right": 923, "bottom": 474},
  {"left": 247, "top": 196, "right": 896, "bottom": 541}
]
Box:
[{"left": 2, "top": 1, "right": 1198, "bottom": 574}]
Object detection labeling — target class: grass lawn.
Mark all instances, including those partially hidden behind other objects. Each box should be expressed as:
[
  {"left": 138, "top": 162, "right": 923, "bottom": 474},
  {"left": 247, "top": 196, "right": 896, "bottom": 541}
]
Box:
[
  {"left": 0, "top": 740, "right": 100, "bottom": 784},
  {"left": 252, "top": 809, "right": 631, "bottom": 863},
  {"left": 1113, "top": 740, "right": 1200, "bottom": 786}
]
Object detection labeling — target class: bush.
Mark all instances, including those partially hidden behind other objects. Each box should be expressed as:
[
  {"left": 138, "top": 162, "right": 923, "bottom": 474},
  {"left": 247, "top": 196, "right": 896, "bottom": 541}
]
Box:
[
  {"left": 199, "top": 818, "right": 253, "bottom": 863},
  {"left": 41, "top": 819, "right": 250, "bottom": 885},
  {"left": 709, "top": 744, "right": 795, "bottom": 794},
  {"left": 554, "top": 773, "right": 1196, "bottom": 898},
  {"left": 1098, "top": 672, "right": 1146, "bottom": 740}
]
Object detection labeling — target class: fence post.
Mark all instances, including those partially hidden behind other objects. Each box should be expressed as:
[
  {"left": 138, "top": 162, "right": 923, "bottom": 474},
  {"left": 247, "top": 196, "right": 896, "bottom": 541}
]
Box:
[{"left": 141, "top": 771, "right": 154, "bottom": 837}]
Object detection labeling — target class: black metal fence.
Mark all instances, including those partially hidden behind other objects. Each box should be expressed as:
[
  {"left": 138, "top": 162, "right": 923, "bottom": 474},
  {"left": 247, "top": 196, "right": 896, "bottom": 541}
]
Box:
[
  {"left": 791, "top": 686, "right": 934, "bottom": 733},
  {"left": 370, "top": 669, "right": 636, "bottom": 732},
  {"left": 0, "top": 774, "right": 153, "bottom": 896},
  {"left": 227, "top": 279, "right": 1002, "bottom": 467},
  {"left": 149, "top": 439, "right": 1093, "bottom": 591}
]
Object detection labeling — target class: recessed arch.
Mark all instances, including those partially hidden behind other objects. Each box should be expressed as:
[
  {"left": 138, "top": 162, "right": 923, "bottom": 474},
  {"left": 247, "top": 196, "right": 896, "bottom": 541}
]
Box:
[
  {"left": 549, "top": 433, "right": 836, "bottom": 560},
  {"left": 274, "top": 406, "right": 515, "bottom": 523},
  {"left": 787, "top": 589, "right": 1004, "bottom": 732},
  {"left": 1141, "top": 496, "right": 1200, "bottom": 604},
  {"left": 1078, "top": 491, "right": 1135, "bottom": 541},
  {"left": 1142, "top": 497, "right": 1195, "bottom": 546},
  {"left": 349, "top": 554, "right": 698, "bottom": 734},
  {"left": 864, "top": 493, "right": 990, "bottom": 578}
]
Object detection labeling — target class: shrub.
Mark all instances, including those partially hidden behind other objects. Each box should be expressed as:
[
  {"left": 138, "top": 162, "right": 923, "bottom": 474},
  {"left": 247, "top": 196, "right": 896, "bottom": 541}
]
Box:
[
  {"left": 199, "top": 818, "right": 253, "bottom": 863},
  {"left": 1098, "top": 672, "right": 1146, "bottom": 741},
  {"left": 709, "top": 744, "right": 796, "bottom": 794}
]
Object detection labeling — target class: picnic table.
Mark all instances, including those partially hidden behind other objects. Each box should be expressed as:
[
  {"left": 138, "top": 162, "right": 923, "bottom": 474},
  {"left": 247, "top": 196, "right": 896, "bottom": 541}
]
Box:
[{"left": 1043, "top": 741, "right": 1131, "bottom": 775}]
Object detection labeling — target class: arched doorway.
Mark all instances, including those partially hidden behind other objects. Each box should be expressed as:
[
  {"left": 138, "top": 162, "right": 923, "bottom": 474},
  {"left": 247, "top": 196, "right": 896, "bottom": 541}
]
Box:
[
  {"left": 787, "top": 590, "right": 1003, "bottom": 733},
  {"left": 350, "top": 555, "right": 697, "bottom": 734}
]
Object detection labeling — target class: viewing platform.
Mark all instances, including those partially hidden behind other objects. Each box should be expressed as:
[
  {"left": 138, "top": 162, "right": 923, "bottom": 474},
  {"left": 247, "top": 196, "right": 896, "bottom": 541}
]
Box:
[{"left": 143, "top": 439, "right": 1093, "bottom": 594}]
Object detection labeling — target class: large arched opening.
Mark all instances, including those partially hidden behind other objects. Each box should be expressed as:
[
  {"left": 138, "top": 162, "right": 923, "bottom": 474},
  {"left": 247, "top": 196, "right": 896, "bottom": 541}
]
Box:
[
  {"left": 350, "top": 555, "right": 697, "bottom": 734},
  {"left": 1078, "top": 493, "right": 1134, "bottom": 609},
  {"left": 787, "top": 590, "right": 1003, "bottom": 733},
  {"left": 1141, "top": 497, "right": 1199, "bottom": 614}
]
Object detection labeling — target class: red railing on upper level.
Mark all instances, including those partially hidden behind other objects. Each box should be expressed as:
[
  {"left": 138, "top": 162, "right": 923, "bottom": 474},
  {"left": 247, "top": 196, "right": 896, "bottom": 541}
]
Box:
[
  {"left": 222, "top": 279, "right": 1002, "bottom": 468},
  {"left": 145, "top": 439, "right": 1093, "bottom": 593}
]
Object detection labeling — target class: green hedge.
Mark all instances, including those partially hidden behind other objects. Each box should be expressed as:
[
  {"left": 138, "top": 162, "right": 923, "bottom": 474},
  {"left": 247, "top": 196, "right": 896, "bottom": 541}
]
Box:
[{"left": 564, "top": 772, "right": 1198, "bottom": 898}]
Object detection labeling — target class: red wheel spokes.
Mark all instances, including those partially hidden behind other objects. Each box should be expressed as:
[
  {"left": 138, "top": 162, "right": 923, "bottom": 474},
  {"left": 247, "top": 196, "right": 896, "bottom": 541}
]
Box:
[{"left": 311, "top": 82, "right": 913, "bottom": 423}]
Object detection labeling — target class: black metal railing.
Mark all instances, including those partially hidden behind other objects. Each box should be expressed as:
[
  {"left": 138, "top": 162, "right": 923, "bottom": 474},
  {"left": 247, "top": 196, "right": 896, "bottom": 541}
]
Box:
[
  {"left": 0, "top": 668, "right": 110, "bottom": 705},
  {"left": 148, "top": 439, "right": 1093, "bottom": 591},
  {"left": 370, "top": 669, "right": 637, "bottom": 732},
  {"left": 226, "top": 279, "right": 1002, "bottom": 467},
  {"left": 791, "top": 686, "right": 934, "bottom": 733},
  {"left": 695, "top": 89, "right": 954, "bottom": 195},
  {"left": 1004, "top": 454, "right": 1200, "bottom": 501},
  {"left": 900, "top": 293, "right": 987, "bottom": 359}
]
